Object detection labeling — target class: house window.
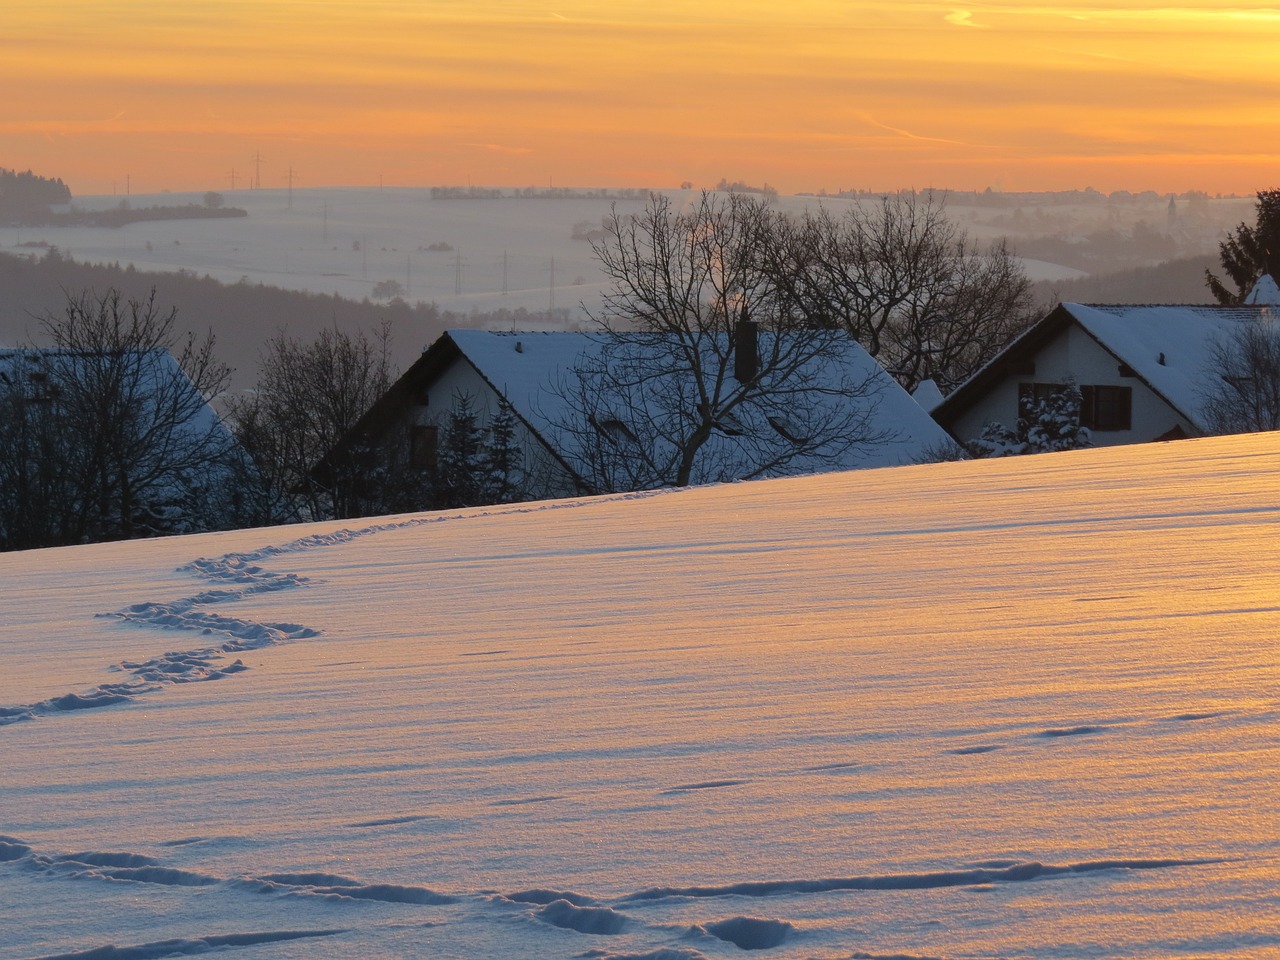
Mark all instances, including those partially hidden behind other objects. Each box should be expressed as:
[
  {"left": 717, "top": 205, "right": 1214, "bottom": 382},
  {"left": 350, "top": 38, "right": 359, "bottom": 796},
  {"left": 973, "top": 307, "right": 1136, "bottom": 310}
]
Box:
[
  {"left": 1019, "top": 381, "right": 1132, "bottom": 433},
  {"left": 410, "top": 424, "right": 438, "bottom": 470},
  {"left": 1080, "top": 385, "right": 1132, "bottom": 431}
]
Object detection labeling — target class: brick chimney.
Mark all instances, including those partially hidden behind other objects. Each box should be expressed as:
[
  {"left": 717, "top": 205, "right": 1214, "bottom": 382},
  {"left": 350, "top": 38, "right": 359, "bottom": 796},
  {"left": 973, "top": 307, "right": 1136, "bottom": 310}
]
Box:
[{"left": 734, "top": 307, "right": 759, "bottom": 383}]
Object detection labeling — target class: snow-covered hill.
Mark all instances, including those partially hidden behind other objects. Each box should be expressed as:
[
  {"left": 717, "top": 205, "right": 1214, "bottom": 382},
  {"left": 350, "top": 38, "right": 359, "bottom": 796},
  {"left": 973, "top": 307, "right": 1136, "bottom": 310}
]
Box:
[{"left": 3, "top": 433, "right": 1280, "bottom": 959}]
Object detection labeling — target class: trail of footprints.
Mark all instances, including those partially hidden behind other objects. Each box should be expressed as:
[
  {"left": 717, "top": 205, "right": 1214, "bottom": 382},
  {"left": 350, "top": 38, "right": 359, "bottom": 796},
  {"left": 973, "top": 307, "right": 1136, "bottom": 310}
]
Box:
[
  {"left": 1, "top": 495, "right": 666, "bottom": 727},
  {"left": 2, "top": 833, "right": 1219, "bottom": 960}
]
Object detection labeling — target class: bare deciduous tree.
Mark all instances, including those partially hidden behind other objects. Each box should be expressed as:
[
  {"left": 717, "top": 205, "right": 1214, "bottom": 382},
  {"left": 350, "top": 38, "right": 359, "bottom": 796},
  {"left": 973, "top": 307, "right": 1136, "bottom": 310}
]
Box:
[
  {"left": 227, "top": 323, "right": 408, "bottom": 522},
  {"left": 1202, "top": 316, "right": 1280, "bottom": 433},
  {"left": 555, "top": 192, "right": 891, "bottom": 491},
  {"left": 0, "top": 288, "right": 232, "bottom": 549},
  {"left": 785, "top": 192, "right": 1035, "bottom": 393}
]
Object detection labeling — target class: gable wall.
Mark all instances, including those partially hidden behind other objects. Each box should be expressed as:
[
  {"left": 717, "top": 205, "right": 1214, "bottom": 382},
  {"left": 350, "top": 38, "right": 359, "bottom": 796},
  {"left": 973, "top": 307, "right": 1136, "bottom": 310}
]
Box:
[
  {"left": 947, "top": 324, "right": 1196, "bottom": 447},
  {"left": 394, "top": 357, "right": 580, "bottom": 498}
]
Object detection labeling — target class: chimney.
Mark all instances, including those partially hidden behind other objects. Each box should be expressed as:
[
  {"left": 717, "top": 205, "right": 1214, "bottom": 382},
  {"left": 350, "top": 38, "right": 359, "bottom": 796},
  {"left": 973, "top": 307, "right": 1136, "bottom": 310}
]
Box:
[{"left": 734, "top": 308, "right": 759, "bottom": 383}]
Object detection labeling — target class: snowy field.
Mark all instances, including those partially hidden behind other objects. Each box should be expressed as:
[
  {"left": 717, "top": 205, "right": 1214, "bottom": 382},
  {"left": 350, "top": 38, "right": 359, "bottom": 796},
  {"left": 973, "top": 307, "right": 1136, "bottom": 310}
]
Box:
[
  {"left": 4, "top": 188, "right": 1101, "bottom": 324},
  {"left": 6, "top": 187, "right": 644, "bottom": 319},
  {"left": 3, "top": 432, "right": 1280, "bottom": 959}
]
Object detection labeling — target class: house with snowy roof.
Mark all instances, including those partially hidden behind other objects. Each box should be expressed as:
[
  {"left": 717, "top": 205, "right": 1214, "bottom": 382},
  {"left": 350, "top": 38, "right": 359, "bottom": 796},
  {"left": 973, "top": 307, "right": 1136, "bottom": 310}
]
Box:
[
  {"left": 0, "top": 346, "right": 238, "bottom": 547},
  {"left": 932, "top": 279, "right": 1280, "bottom": 449},
  {"left": 316, "top": 327, "right": 953, "bottom": 501}
]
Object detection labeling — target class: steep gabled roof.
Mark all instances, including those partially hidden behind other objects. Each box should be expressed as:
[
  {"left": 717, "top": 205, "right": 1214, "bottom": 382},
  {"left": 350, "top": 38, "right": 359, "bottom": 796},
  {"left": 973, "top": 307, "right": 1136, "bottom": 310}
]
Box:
[
  {"left": 935, "top": 302, "right": 1271, "bottom": 433},
  {"left": 447, "top": 329, "right": 953, "bottom": 476},
  {"left": 321, "top": 329, "right": 954, "bottom": 488}
]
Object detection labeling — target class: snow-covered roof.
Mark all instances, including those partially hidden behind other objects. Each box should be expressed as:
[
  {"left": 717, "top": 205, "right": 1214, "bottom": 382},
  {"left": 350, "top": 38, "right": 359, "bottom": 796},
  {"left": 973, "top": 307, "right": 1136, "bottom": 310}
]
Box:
[
  {"left": 445, "top": 328, "right": 953, "bottom": 477},
  {"left": 1062, "top": 303, "right": 1265, "bottom": 429},
  {"left": 935, "top": 301, "right": 1273, "bottom": 435},
  {"left": 1245, "top": 274, "right": 1280, "bottom": 305},
  {"left": 0, "top": 346, "right": 231, "bottom": 447},
  {"left": 445, "top": 330, "right": 594, "bottom": 440},
  {"left": 911, "top": 378, "right": 945, "bottom": 414}
]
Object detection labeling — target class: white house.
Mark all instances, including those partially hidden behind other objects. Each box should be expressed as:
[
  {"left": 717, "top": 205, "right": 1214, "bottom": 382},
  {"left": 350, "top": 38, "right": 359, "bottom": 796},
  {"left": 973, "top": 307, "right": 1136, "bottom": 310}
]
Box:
[
  {"left": 933, "top": 295, "right": 1280, "bottom": 449},
  {"left": 325, "top": 328, "right": 955, "bottom": 500}
]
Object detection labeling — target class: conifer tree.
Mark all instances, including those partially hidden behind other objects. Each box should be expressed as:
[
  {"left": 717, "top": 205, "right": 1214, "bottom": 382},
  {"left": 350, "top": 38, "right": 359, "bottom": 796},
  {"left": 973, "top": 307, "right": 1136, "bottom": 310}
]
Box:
[
  {"left": 435, "top": 393, "right": 489, "bottom": 508},
  {"left": 481, "top": 399, "right": 523, "bottom": 504},
  {"left": 1206, "top": 189, "right": 1280, "bottom": 305}
]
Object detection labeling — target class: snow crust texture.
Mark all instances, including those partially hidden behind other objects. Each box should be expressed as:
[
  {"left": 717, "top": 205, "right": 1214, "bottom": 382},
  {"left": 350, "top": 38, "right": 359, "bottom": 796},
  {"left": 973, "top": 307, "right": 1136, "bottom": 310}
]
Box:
[{"left": 4, "top": 433, "right": 1280, "bottom": 958}]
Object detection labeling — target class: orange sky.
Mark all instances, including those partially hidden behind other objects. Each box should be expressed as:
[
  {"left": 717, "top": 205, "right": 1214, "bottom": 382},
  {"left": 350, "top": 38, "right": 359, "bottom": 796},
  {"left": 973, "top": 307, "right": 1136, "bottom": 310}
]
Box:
[{"left": 5, "top": 1, "right": 1279, "bottom": 197}]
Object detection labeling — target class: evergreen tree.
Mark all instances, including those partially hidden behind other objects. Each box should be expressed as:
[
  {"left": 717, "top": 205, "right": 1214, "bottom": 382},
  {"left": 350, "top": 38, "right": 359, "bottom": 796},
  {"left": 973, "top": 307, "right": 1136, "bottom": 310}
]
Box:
[
  {"left": 481, "top": 399, "right": 523, "bottom": 504},
  {"left": 1206, "top": 189, "right": 1280, "bottom": 305},
  {"left": 435, "top": 393, "right": 489, "bottom": 508}
]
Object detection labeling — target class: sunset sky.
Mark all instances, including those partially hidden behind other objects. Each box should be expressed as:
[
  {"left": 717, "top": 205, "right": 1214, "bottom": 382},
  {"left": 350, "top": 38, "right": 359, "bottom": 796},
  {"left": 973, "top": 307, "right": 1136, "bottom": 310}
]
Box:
[{"left": 6, "top": 1, "right": 1279, "bottom": 197}]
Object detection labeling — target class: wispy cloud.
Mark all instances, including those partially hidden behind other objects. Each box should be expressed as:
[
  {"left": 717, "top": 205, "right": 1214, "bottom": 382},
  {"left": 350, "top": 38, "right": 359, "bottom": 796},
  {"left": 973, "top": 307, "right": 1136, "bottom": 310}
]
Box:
[
  {"left": 856, "top": 113, "right": 973, "bottom": 147},
  {"left": 944, "top": 10, "right": 985, "bottom": 28}
]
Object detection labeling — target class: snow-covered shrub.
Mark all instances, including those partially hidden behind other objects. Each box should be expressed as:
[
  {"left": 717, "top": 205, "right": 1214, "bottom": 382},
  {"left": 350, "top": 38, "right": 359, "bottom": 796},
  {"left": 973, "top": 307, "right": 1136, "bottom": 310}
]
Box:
[{"left": 967, "top": 380, "right": 1091, "bottom": 457}]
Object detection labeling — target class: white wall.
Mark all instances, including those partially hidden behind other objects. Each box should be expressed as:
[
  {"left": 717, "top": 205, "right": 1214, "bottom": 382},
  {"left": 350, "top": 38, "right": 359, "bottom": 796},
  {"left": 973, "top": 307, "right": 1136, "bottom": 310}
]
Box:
[
  {"left": 949, "top": 324, "right": 1195, "bottom": 447},
  {"left": 411, "top": 358, "right": 580, "bottom": 497}
]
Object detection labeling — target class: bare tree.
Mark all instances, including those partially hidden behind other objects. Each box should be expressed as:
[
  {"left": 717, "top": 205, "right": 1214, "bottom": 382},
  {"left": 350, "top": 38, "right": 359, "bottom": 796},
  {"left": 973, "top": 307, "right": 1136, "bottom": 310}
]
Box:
[
  {"left": 785, "top": 192, "right": 1034, "bottom": 394},
  {"left": 555, "top": 192, "right": 890, "bottom": 491},
  {"left": 0, "top": 288, "right": 232, "bottom": 549},
  {"left": 227, "top": 323, "right": 406, "bottom": 521},
  {"left": 1202, "top": 316, "right": 1280, "bottom": 433}
]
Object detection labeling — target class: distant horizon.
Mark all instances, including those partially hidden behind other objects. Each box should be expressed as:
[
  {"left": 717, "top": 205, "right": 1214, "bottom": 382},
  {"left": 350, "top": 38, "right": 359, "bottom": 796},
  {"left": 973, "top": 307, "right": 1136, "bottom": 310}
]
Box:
[{"left": 44, "top": 180, "right": 1261, "bottom": 203}]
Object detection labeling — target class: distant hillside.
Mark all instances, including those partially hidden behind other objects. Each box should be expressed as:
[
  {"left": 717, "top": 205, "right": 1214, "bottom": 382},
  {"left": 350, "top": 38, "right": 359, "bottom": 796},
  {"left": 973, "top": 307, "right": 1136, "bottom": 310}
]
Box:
[
  {"left": 1031, "top": 254, "right": 1219, "bottom": 307},
  {"left": 0, "top": 250, "right": 565, "bottom": 391},
  {"left": 0, "top": 168, "right": 72, "bottom": 222}
]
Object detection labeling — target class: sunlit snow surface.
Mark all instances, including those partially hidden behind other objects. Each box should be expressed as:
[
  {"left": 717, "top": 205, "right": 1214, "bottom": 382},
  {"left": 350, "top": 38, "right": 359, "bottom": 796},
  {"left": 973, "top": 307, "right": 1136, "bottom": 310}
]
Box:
[{"left": 3, "top": 434, "right": 1280, "bottom": 960}]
